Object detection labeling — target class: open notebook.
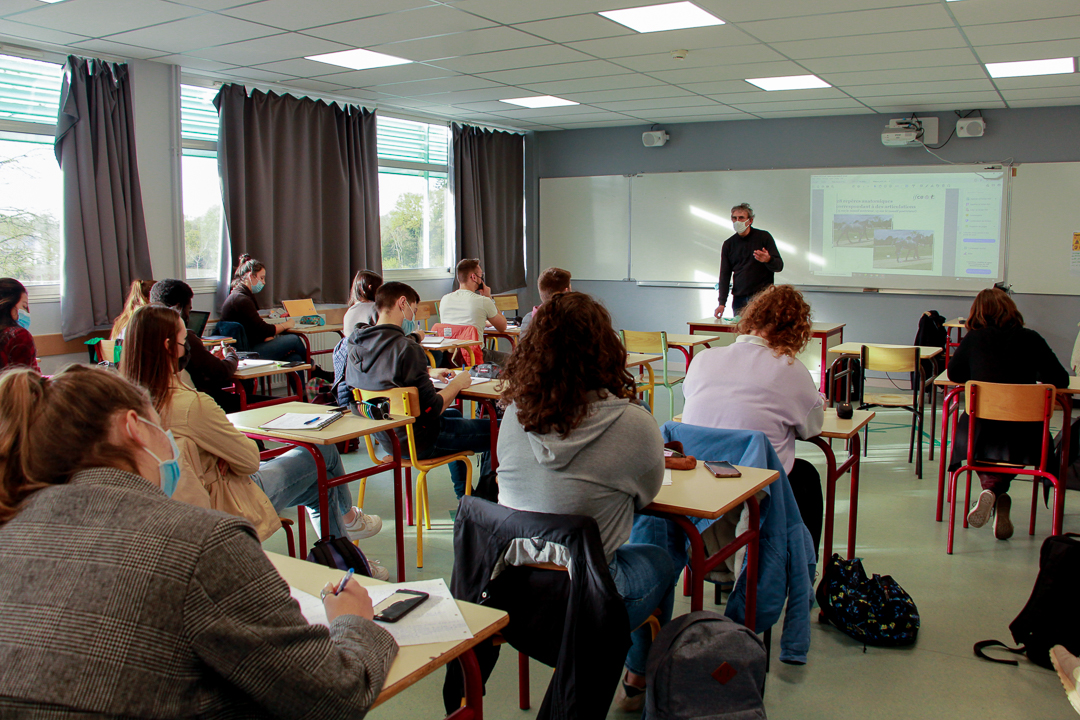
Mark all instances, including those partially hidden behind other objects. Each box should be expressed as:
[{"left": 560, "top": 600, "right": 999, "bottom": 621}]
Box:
[{"left": 260, "top": 411, "right": 343, "bottom": 431}]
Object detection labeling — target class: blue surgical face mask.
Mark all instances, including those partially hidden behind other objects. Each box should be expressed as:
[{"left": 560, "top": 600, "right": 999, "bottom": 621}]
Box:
[
  {"left": 16, "top": 309, "right": 30, "bottom": 330},
  {"left": 133, "top": 417, "right": 182, "bottom": 497},
  {"left": 251, "top": 280, "right": 265, "bottom": 294},
  {"left": 401, "top": 302, "right": 418, "bottom": 335}
]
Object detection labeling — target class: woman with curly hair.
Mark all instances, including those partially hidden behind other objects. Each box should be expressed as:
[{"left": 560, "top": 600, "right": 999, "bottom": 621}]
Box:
[
  {"left": 496, "top": 291, "right": 677, "bottom": 711},
  {"left": 682, "top": 284, "right": 825, "bottom": 557}
]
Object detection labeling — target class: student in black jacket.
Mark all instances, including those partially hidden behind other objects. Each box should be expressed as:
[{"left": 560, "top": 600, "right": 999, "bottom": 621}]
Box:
[
  {"left": 219, "top": 254, "right": 305, "bottom": 364},
  {"left": 947, "top": 288, "right": 1070, "bottom": 540}
]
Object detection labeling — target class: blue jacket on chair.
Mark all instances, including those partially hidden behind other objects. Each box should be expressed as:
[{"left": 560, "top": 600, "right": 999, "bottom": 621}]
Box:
[{"left": 660, "top": 422, "right": 816, "bottom": 664}]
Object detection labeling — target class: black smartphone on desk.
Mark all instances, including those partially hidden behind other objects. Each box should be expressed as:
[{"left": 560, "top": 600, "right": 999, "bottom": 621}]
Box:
[
  {"left": 279, "top": 360, "right": 305, "bottom": 368},
  {"left": 373, "top": 589, "right": 429, "bottom": 623},
  {"left": 704, "top": 461, "right": 742, "bottom": 478}
]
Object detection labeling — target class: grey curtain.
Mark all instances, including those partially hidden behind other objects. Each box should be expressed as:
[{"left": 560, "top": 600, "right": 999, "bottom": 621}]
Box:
[
  {"left": 453, "top": 123, "right": 525, "bottom": 293},
  {"left": 54, "top": 55, "right": 152, "bottom": 340},
  {"left": 214, "top": 85, "right": 381, "bottom": 305}
]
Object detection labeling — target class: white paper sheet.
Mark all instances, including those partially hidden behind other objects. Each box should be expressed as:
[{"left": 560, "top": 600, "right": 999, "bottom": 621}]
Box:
[
  {"left": 663, "top": 468, "right": 673, "bottom": 486},
  {"left": 421, "top": 337, "right": 449, "bottom": 347},
  {"left": 291, "top": 586, "right": 329, "bottom": 626}
]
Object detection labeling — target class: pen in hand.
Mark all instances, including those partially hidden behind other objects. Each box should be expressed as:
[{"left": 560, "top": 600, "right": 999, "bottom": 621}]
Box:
[{"left": 321, "top": 568, "right": 354, "bottom": 600}]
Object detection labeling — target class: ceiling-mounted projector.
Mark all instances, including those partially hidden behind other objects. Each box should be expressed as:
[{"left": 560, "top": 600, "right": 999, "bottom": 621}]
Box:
[
  {"left": 881, "top": 117, "right": 938, "bottom": 147},
  {"left": 642, "top": 130, "right": 669, "bottom": 147}
]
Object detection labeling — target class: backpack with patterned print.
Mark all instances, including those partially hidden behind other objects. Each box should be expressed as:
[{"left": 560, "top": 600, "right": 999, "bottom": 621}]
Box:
[{"left": 816, "top": 555, "right": 920, "bottom": 647}]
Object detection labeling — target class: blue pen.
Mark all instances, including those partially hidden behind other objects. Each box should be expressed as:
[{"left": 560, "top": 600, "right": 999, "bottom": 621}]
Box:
[
  {"left": 303, "top": 415, "right": 322, "bottom": 425},
  {"left": 335, "top": 568, "right": 355, "bottom": 596}
]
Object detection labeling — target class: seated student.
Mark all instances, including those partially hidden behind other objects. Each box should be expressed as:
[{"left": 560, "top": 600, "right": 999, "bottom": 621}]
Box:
[
  {"left": 109, "top": 278, "right": 154, "bottom": 341},
  {"left": 948, "top": 287, "right": 1069, "bottom": 540},
  {"left": 439, "top": 258, "right": 509, "bottom": 366},
  {"left": 121, "top": 305, "right": 386, "bottom": 572},
  {"left": 343, "top": 270, "right": 383, "bottom": 332},
  {"left": 0, "top": 364, "right": 396, "bottom": 716},
  {"left": 150, "top": 278, "right": 242, "bottom": 412},
  {"left": 349, "top": 282, "right": 491, "bottom": 499},
  {"left": 220, "top": 253, "right": 304, "bottom": 363},
  {"left": 0, "top": 278, "right": 37, "bottom": 373},
  {"left": 520, "top": 267, "right": 571, "bottom": 332},
  {"left": 681, "top": 284, "right": 825, "bottom": 558},
  {"left": 496, "top": 292, "right": 676, "bottom": 712}
]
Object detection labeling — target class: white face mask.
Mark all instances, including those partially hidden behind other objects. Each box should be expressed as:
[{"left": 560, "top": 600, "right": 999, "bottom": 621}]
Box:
[{"left": 733, "top": 220, "right": 749, "bottom": 234}]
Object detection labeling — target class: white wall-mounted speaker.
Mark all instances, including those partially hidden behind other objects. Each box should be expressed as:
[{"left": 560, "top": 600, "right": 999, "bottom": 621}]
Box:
[
  {"left": 956, "top": 118, "right": 985, "bottom": 138},
  {"left": 642, "top": 130, "right": 669, "bottom": 147}
]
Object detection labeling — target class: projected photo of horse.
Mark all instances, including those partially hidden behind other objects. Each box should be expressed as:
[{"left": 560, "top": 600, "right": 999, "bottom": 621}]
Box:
[
  {"left": 873, "top": 229, "right": 933, "bottom": 271},
  {"left": 832, "top": 214, "right": 892, "bottom": 248}
]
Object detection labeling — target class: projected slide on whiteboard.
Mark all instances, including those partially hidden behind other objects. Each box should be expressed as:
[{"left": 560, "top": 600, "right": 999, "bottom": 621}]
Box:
[{"left": 809, "top": 172, "right": 1006, "bottom": 286}]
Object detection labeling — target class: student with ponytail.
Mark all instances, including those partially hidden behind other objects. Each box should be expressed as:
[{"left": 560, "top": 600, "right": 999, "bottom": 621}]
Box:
[
  {"left": 219, "top": 253, "right": 305, "bottom": 363},
  {"left": 343, "top": 269, "right": 383, "bottom": 331},
  {"left": 0, "top": 364, "right": 396, "bottom": 717},
  {"left": 0, "top": 278, "right": 37, "bottom": 372}
]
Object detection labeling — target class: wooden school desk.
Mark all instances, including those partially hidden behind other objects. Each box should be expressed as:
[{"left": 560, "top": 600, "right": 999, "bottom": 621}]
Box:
[
  {"left": 665, "top": 333, "right": 721, "bottom": 369},
  {"left": 229, "top": 402, "right": 414, "bottom": 581},
  {"left": 200, "top": 336, "right": 236, "bottom": 346},
  {"left": 934, "top": 372, "right": 1079, "bottom": 534},
  {"left": 643, "top": 463, "right": 779, "bottom": 629},
  {"left": 269, "top": 552, "right": 508, "bottom": 719},
  {"left": 484, "top": 325, "right": 520, "bottom": 351},
  {"left": 290, "top": 323, "right": 346, "bottom": 365},
  {"left": 688, "top": 318, "right": 846, "bottom": 392},
  {"left": 230, "top": 361, "right": 311, "bottom": 409}
]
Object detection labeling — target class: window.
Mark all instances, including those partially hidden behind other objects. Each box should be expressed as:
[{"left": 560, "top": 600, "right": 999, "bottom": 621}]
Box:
[
  {"left": 0, "top": 55, "right": 63, "bottom": 294},
  {"left": 377, "top": 116, "right": 450, "bottom": 273},
  {"left": 180, "top": 84, "right": 224, "bottom": 283}
]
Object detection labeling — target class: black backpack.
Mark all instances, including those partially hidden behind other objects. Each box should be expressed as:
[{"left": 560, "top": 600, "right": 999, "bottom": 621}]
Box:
[
  {"left": 646, "top": 611, "right": 767, "bottom": 720},
  {"left": 816, "top": 555, "right": 920, "bottom": 647},
  {"left": 975, "top": 533, "right": 1080, "bottom": 669},
  {"left": 306, "top": 536, "right": 373, "bottom": 577},
  {"left": 912, "top": 310, "right": 947, "bottom": 394}
]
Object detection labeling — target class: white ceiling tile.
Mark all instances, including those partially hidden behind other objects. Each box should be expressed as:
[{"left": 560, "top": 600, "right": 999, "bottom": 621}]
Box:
[
  {"left": 370, "top": 75, "right": 501, "bottom": 95},
  {"left": 728, "top": 98, "right": 866, "bottom": 112},
  {"left": 427, "top": 45, "right": 591, "bottom": 74},
  {"left": 511, "top": 15, "right": 633, "bottom": 44},
  {"left": 370, "top": 26, "right": 547, "bottom": 63},
  {"left": 552, "top": 118, "right": 646, "bottom": 128},
  {"left": 413, "top": 87, "right": 525, "bottom": 103},
  {"left": 158, "top": 54, "right": 239, "bottom": 72},
  {"left": 821, "top": 65, "right": 988, "bottom": 87},
  {"left": 845, "top": 79, "right": 997, "bottom": 97},
  {"left": 221, "top": 0, "right": 438, "bottom": 31},
  {"left": 566, "top": 25, "right": 757, "bottom": 59},
  {"left": 103, "top": 14, "right": 278, "bottom": 55},
  {"left": 12, "top": 0, "right": 199, "bottom": 37},
  {"left": 860, "top": 91, "right": 1005, "bottom": 106},
  {"left": 519, "top": 73, "right": 667, "bottom": 94},
  {"left": 993, "top": 74, "right": 1080, "bottom": 91},
  {"left": 453, "top": 100, "right": 524, "bottom": 112},
  {"left": 249, "top": 58, "right": 331, "bottom": 77},
  {"left": 302, "top": 6, "right": 495, "bottom": 47},
  {"left": 489, "top": 105, "right": 614, "bottom": 119},
  {"left": 185, "top": 33, "right": 349, "bottom": 65},
  {"left": 709, "top": 87, "right": 853, "bottom": 103},
  {"left": 696, "top": 0, "right": 937, "bottom": 24},
  {"left": 740, "top": 5, "right": 955, "bottom": 43},
  {"left": 166, "top": 0, "right": 261, "bottom": 9},
  {"left": 280, "top": 77, "right": 354, "bottom": 94},
  {"left": 949, "top": 0, "right": 1080, "bottom": 26},
  {"left": 752, "top": 108, "right": 876, "bottom": 118},
  {"left": 974, "top": 39, "right": 1080, "bottom": 64},
  {"left": 478, "top": 59, "right": 628, "bottom": 86},
  {"left": 612, "top": 44, "right": 787, "bottom": 73},
  {"left": 965, "top": 16, "right": 1080, "bottom": 46},
  {"left": 675, "top": 79, "right": 764, "bottom": 95},
  {"left": 872, "top": 101, "right": 1007, "bottom": 112},
  {"left": 0, "top": 0, "right": 52, "bottom": 16},
  {"left": 1006, "top": 97, "right": 1080, "bottom": 108},
  {"left": 1001, "top": 86, "right": 1080, "bottom": 101},
  {"left": 645, "top": 60, "right": 805, "bottom": 84},
  {"left": 627, "top": 107, "right": 752, "bottom": 121},
  {"left": 446, "top": 0, "right": 633, "bottom": 25},
  {"left": 309, "top": 63, "right": 455, "bottom": 87},
  {"left": 216, "top": 66, "right": 295, "bottom": 83},
  {"left": 773, "top": 28, "right": 968, "bottom": 60},
  {"left": 0, "top": 19, "right": 91, "bottom": 46},
  {"left": 336, "top": 88, "right": 390, "bottom": 102},
  {"left": 802, "top": 48, "right": 979, "bottom": 74},
  {"left": 561, "top": 85, "right": 697, "bottom": 103},
  {"left": 69, "top": 38, "right": 167, "bottom": 60},
  {"left": 591, "top": 96, "right": 724, "bottom": 111}
]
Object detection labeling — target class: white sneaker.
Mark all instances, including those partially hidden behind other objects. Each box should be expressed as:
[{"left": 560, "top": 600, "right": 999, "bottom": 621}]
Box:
[
  {"left": 1051, "top": 645, "right": 1080, "bottom": 716},
  {"left": 966, "top": 490, "right": 996, "bottom": 529},
  {"left": 366, "top": 558, "right": 390, "bottom": 582},
  {"left": 346, "top": 507, "right": 382, "bottom": 540}
]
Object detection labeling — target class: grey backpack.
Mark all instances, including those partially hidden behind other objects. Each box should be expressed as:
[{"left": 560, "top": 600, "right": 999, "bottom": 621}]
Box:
[{"left": 646, "top": 611, "right": 767, "bottom": 720}]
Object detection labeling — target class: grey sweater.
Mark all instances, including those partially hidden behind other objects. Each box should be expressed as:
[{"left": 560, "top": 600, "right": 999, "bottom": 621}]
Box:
[{"left": 497, "top": 395, "right": 665, "bottom": 562}]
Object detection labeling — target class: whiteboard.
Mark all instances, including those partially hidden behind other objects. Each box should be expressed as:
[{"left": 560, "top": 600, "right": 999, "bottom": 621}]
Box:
[
  {"left": 539, "top": 175, "right": 630, "bottom": 281},
  {"left": 1007, "top": 162, "right": 1080, "bottom": 295}
]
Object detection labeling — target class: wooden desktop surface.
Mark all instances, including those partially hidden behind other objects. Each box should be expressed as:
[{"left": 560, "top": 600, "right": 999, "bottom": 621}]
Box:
[
  {"left": 201, "top": 336, "right": 237, "bottom": 346},
  {"left": 229, "top": 401, "right": 412, "bottom": 446},
  {"left": 944, "top": 318, "right": 965, "bottom": 329},
  {"left": 818, "top": 408, "right": 875, "bottom": 439},
  {"left": 423, "top": 335, "right": 484, "bottom": 350},
  {"left": 458, "top": 379, "right": 503, "bottom": 400},
  {"left": 647, "top": 464, "right": 778, "bottom": 520},
  {"left": 267, "top": 552, "right": 508, "bottom": 707},
  {"left": 288, "top": 324, "right": 345, "bottom": 335},
  {"left": 233, "top": 362, "right": 312, "bottom": 380},
  {"left": 626, "top": 352, "right": 662, "bottom": 367},
  {"left": 665, "top": 333, "right": 720, "bottom": 347},
  {"left": 829, "top": 342, "right": 943, "bottom": 358},
  {"left": 689, "top": 319, "right": 845, "bottom": 335}
]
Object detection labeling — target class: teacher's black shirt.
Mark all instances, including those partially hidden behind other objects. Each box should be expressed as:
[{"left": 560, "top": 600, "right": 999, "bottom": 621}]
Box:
[{"left": 718, "top": 227, "right": 784, "bottom": 306}]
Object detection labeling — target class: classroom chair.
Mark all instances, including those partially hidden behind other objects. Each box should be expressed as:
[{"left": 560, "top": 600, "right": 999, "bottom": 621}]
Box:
[
  {"left": 620, "top": 330, "right": 679, "bottom": 417},
  {"left": 415, "top": 300, "right": 438, "bottom": 331},
  {"left": 493, "top": 293, "right": 520, "bottom": 319},
  {"left": 431, "top": 323, "right": 483, "bottom": 366},
  {"left": 93, "top": 339, "right": 120, "bottom": 364},
  {"left": 859, "top": 345, "right": 927, "bottom": 478},
  {"left": 354, "top": 387, "right": 473, "bottom": 568},
  {"left": 947, "top": 381, "right": 1062, "bottom": 555}
]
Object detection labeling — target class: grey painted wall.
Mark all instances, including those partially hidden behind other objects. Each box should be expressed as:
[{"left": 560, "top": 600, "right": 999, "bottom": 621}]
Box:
[{"left": 529, "top": 106, "right": 1080, "bottom": 365}]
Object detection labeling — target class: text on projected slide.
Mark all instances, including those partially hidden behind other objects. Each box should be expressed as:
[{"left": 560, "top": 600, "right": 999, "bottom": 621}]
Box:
[{"left": 809, "top": 172, "right": 1005, "bottom": 281}]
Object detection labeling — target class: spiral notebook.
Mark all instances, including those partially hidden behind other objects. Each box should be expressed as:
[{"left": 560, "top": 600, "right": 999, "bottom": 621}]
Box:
[{"left": 260, "top": 411, "right": 343, "bottom": 431}]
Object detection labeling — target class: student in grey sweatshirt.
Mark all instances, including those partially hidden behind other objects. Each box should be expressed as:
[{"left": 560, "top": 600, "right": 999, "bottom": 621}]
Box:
[{"left": 496, "top": 291, "right": 677, "bottom": 712}]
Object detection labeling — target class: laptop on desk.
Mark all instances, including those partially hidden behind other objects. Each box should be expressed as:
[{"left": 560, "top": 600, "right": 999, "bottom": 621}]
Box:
[
  {"left": 282, "top": 298, "right": 318, "bottom": 318},
  {"left": 186, "top": 310, "right": 210, "bottom": 337}
]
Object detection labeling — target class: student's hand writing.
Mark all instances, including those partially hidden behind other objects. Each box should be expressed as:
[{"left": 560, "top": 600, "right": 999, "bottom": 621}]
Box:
[
  {"left": 450, "top": 371, "right": 473, "bottom": 390},
  {"left": 753, "top": 248, "right": 771, "bottom": 263},
  {"left": 322, "top": 581, "right": 374, "bottom": 622},
  {"left": 430, "top": 369, "right": 455, "bottom": 381}
]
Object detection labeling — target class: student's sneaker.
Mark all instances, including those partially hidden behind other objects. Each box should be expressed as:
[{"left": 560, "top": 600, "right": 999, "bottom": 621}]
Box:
[
  {"left": 346, "top": 508, "right": 383, "bottom": 540},
  {"left": 366, "top": 558, "right": 390, "bottom": 582},
  {"left": 994, "top": 493, "right": 1014, "bottom": 540},
  {"left": 1050, "top": 645, "right": 1080, "bottom": 716},
  {"left": 613, "top": 670, "right": 645, "bottom": 712},
  {"left": 966, "top": 490, "right": 996, "bottom": 529}
]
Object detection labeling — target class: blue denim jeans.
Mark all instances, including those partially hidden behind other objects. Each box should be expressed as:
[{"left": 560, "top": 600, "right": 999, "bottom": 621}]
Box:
[
  {"left": 610, "top": 542, "right": 679, "bottom": 676},
  {"left": 250, "top": 444, "right": 352, "bottom": 539},
  {"left": 417, "top": 408, "right": 493, "bottom": 498},
  {"left": 249, "top": 332, "right": 306, "bottom": 364}
]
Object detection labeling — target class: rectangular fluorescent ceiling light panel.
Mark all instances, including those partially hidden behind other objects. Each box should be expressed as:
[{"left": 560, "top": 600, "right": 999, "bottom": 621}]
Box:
[
  {"left": 500, "top": 95, "right": 579, "bottom": 108},
  {"left": 745, "top": 74, "right": 831, "bottom": 91},
  {"left": 305, "top": 48, "right": 411, "bottom": 71},
  {"left": 985, "top": 57, "right": 1076, "bottom": 78},
  {"left": 599, "top": 2, "right": 724, "bottom": 33}
]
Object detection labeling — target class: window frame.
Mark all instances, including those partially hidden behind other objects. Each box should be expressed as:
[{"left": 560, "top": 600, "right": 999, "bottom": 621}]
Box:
[{"left": 179, "top": 83, "right": 223, "bottom": 291}]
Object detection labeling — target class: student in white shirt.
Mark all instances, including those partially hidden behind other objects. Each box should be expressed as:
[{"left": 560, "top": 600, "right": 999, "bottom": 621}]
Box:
[
  {"left": 438, "top": 258, "right": 509, "bottom": 366},
  {"left": 342, "top": 270, "right": 382, "bottom": 332},
  {"left": 682, "top": 284, "right": 825, "bottom": 559}
]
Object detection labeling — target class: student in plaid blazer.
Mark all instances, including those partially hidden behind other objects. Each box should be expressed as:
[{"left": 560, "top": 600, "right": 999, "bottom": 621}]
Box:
[{"left": 0, "top": 365, "right": 397, "bottom": 718}]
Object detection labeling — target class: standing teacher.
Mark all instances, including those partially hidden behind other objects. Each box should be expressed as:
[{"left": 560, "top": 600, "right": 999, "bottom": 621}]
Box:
[{"left": 714, "top": 203, "right": 784, "bottom": 319}]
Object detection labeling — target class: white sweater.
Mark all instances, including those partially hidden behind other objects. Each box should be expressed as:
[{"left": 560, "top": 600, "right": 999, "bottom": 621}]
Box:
[{"left": 681, "top": 335, "right": 824, "bottom": 473}]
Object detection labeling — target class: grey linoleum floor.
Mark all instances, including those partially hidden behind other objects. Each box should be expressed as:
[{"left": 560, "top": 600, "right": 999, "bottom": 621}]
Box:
[{"left": 260, "top": 395, "right": 1078, "bottom": 720}]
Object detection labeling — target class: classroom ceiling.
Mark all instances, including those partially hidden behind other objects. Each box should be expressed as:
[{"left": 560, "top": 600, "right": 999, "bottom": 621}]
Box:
[{"left": 1, "top": 0, "right": 1079, "bottom": 131}]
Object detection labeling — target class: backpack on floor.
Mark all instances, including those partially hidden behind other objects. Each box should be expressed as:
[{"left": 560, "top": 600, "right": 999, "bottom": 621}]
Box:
[
  {"left": 306, "top": 536, "right": 373, "bottom": 577},
  {"left": 975, "top": 533, "right": 1080, "bottom": 669},
  {"left": 646, "top": 610, "right": 767, "bottom": 720},
  {"left": 816, "top": 555, "right": 920, "bottom": 647}
]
